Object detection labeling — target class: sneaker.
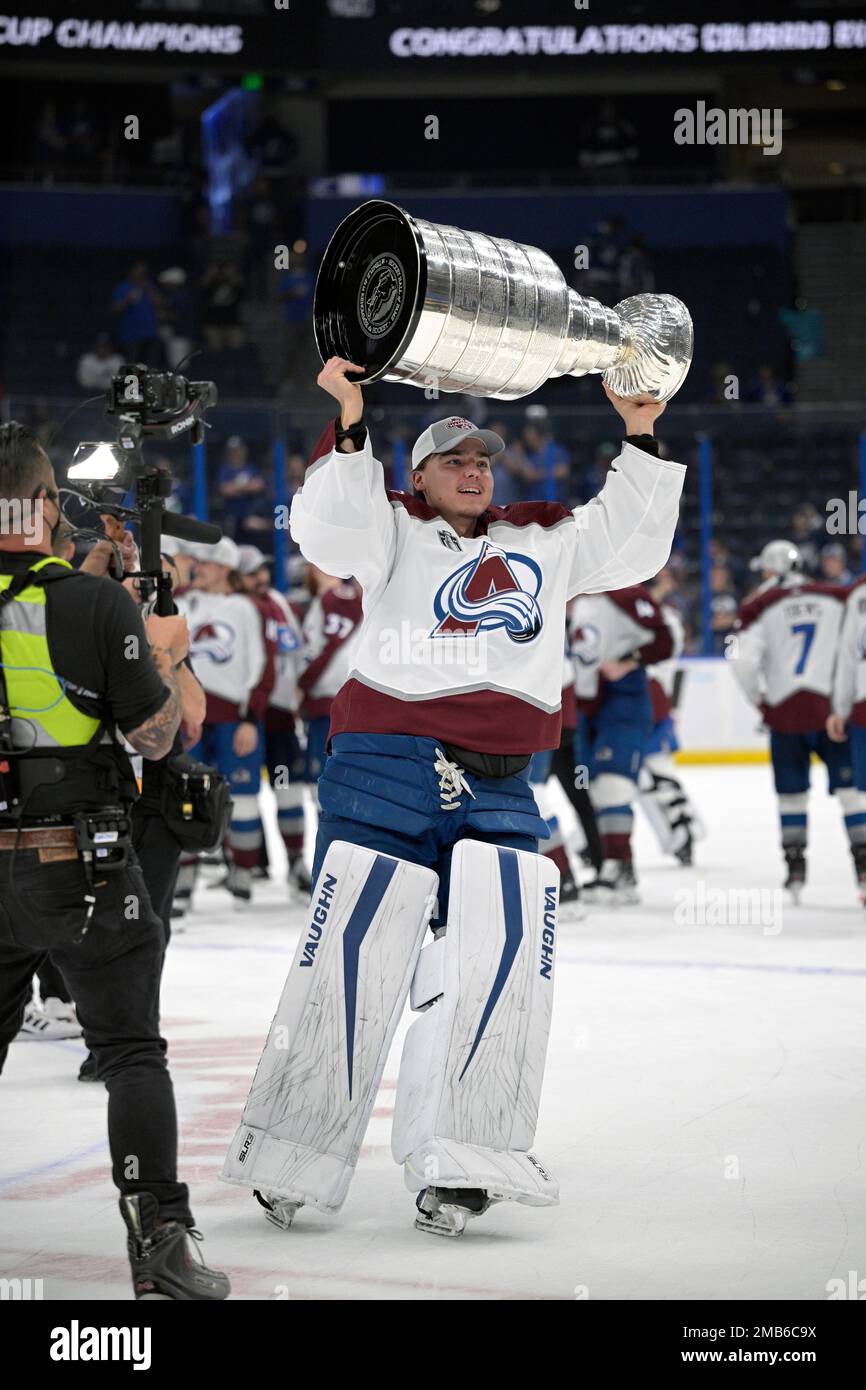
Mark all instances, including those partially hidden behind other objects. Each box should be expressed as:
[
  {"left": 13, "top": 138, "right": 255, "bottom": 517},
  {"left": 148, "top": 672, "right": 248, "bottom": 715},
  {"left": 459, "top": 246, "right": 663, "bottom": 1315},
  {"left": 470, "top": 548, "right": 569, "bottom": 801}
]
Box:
[
  {"left": 784, "top": 848, "right": 806, "bottom": 904},
  {"left": 583, "top": 859, "right": 640, "bottom": 906},
  {"left": 43, "top": 997, "right": 82, "bottom": 1036},
  {"left": 15, "top": 1001, "right": 82, "bottom": 1042},
  {"left": 78, "top": 1052, "right": 101, "bottom": 1083},
  {"left": 415, "top": 1186, "right": 493, "bottom": 1237},
  {"left": 120, "top": 1192, "right": 230, "bottom": 1301}
]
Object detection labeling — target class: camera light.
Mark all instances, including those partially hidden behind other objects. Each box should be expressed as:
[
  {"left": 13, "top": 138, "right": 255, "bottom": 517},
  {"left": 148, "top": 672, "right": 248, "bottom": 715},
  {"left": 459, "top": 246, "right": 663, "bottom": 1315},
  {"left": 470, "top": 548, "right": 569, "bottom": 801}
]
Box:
[{"left": 68, "top": 442, "right": 125, "bottom": 482}]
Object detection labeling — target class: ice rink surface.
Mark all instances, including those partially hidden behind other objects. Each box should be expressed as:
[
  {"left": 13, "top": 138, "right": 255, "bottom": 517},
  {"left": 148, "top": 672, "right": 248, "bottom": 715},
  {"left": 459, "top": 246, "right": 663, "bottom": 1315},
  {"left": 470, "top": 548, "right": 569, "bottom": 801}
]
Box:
[{"left": 2, "top": 765, "right": 864, "bottom": 1302}]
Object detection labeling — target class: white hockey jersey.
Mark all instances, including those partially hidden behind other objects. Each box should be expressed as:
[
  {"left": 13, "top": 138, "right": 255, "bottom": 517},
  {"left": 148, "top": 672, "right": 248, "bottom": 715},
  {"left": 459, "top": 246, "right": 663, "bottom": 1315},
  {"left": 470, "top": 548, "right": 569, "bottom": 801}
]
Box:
[
  {"left": 569, "top": 586, "right": 674, "bottom": 705},
  {"left": 290, "top": 420, "right": 684, "bottom": 753},
  {"left": 300, "top": 581, "right": 364, "bottom": 718},
  {"left": 833, "top": 576, "right": 866, "bottom": 726},
  {"left": 729, "top": 576, "right": 846, "bottom": 732},
  {"left": 264, "top": 588, "right": 305, "bottom": 714},
  {"left": 175, "top": 587, "right": 267, "bottom": 723}
]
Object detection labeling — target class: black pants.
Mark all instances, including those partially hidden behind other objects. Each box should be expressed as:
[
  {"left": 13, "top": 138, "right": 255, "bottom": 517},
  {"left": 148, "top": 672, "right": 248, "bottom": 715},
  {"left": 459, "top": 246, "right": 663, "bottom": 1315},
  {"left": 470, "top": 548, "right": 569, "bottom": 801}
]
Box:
[
  {"left": 0, "top": 845, "right": 192, "bottom": 1226},
  {"left": 131, "top": 808, "right": 182, "bottom": 950}
]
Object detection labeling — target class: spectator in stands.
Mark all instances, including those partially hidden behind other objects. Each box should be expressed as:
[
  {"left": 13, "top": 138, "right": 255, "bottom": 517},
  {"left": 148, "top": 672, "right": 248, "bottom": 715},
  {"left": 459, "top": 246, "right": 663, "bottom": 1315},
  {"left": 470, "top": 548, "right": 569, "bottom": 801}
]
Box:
[
  {"left": 709, "top": 563, "right": 738, "bottom": 654},
  {"left": 744, "top": 363, "right": 793, "bottom": 406},
  {"left": 279, "top": 246, "right": 315, "bottom": 328},
  {"left": 820, "top": 542, "right": 855, "bottom": 587},
  {"left": 245, "top": 111, "right": 299, "bottom": 181},
  {"left": 485, "top": 420, "right": 528, "bottom": 507},
  {"left": 577, "top": 215, "right": 628, "bottom": 300},
  {"left": 617, "top": 235, "right": 655, "bottom": 297},
  {"left": 111, "top": 260, "right": 163, "bottom": 365},
  {"left": 578, "top": 100, "right": 639, "bottom": 179},
  {"left": 68, "top": 99, "right": 103, "bottom": 171},
  {"left": 32, "top": 101, "right": 67, "bottom": 170},
  {"left": 76, "top": 333, "right": 123, "bottom": 393},
  {"left": 705, "top": 360, "right": 738, "bottom": 404},
  {"left": 156, "top": 267, "right": 195, "bottom": 370},
  {"left": 520, "top": 406, "right": 572, "bottom": 505},
  {"left": 217, "top": 436, "right": 268, "bottom": 541},
  {"left": 201, "top": 260, "right": 245, "bottom": 351},
  {"left": 791, "top": 503, "right": 825, "bottom": 576}
]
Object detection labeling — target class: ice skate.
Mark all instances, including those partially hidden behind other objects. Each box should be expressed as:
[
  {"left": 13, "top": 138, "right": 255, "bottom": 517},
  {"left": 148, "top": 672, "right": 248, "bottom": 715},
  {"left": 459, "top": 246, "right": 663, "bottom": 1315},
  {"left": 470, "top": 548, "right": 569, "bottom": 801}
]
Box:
[
  {"left": 414, "top": 1186, "right": 494, "bottom": 1237},
  {"left": 288, "top": 856, "right": 312, "bottom": 899},
  {"left": 227, "top": 864, "right": 252, "bottom": 905},
  {"left": 851, "top": 846, "right": 866, "bottom": 908},
  {"left": 558, "top": 874, "right": 587, "bottom": 921},
  {"left": 784, "top": 848, "right": 806, "bottom": 904},
  {"left": 120, "top": 1193, "right": 229, "bottom": 1301},
  {"left": 583, "top": 858, "right": 640, "bottom": 906},
  {"left": 254, "top": 1189, "right": 303, "bottom": 1230}
]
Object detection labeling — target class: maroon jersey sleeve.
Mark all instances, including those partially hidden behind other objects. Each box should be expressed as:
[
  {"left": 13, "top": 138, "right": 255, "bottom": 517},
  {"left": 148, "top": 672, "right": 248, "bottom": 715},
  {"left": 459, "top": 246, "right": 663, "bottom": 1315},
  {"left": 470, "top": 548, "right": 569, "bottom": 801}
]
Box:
[
  {"left": 607, "top": 586, "right": 674, "bottom": 665},
  {"left": 298, "top": 584, "right": 362, "bottom": 695}
]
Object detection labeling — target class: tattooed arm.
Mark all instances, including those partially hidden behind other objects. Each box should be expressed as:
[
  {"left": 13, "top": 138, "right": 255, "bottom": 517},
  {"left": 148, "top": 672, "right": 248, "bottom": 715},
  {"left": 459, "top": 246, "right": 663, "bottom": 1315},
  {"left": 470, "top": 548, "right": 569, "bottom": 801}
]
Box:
[{"left": 124, "top": 614, "right": 189, "bottom": 760}]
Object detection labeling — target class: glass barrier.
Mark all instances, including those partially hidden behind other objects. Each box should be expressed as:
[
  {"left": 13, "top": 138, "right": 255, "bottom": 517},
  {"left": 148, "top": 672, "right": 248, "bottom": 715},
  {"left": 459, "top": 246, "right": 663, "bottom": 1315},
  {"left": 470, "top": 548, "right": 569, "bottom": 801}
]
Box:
[{"left": 8, "top": 392, "right": 864, "bottom": 656}]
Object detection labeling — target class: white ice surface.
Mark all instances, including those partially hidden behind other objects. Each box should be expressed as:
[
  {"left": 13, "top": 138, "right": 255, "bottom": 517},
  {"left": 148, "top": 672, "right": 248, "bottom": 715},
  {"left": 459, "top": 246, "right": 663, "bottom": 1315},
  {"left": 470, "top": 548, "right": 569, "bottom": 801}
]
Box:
[{"left": 1, "top": 768, "right": 864, "bottom": 1302}]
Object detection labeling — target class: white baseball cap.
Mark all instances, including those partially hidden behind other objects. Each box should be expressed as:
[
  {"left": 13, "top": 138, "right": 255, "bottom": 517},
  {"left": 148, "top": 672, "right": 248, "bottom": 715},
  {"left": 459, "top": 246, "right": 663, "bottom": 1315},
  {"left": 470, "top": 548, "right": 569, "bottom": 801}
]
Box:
[
  {"left": 411, "top": 415, "right": 505, "bottom": 470},
  {"left": 236, "top": 544, "right": 273, "bottom": 576},
  {"left": 193, "top": 537, "right": 241, "bottom": 570}
]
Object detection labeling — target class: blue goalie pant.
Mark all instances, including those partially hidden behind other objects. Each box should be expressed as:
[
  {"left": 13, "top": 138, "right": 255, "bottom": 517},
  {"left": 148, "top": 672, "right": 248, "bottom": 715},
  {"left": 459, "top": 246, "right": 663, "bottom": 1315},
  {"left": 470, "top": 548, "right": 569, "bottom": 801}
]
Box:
[
  {"left": 310, "top": 733, "right": 550, "bottom": 928},
  {"left": 574, "top": 669, "right": 654, "bottom": 782}
]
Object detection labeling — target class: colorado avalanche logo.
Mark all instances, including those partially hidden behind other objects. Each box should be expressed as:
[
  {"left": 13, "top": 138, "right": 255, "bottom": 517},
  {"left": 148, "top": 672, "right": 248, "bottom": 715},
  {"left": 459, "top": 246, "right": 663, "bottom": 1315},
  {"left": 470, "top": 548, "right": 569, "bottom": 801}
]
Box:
[
  {"left": 190, "top": 620, "right": 235, "bottom": 664},
  {"left": 431, "top": 542, "right": 543, "bottom": 643}
]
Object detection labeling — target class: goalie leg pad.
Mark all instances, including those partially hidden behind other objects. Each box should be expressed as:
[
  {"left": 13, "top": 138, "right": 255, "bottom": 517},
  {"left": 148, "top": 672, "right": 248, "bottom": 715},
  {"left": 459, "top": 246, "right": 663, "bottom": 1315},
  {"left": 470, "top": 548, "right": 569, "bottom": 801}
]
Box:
[
  {"left": 221, "top": 840, "right": 438, "bottom": 1213},
  {"left": 392, "top": 839, "right": 559, "bottom": 1207}
]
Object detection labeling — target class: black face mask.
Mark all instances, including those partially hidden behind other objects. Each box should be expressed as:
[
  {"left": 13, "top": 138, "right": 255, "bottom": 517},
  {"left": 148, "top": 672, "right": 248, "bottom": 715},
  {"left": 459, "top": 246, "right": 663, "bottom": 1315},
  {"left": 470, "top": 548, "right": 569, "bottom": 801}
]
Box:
[{"left": 32, "top": 486, "right": 64, "bottom": 546}]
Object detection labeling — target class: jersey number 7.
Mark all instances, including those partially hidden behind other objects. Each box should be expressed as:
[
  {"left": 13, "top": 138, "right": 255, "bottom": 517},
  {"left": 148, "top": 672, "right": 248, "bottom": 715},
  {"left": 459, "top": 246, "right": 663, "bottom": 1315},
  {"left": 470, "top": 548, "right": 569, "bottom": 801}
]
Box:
[{"left": 791, "top": 621, "right": 816, "bottom": 675}]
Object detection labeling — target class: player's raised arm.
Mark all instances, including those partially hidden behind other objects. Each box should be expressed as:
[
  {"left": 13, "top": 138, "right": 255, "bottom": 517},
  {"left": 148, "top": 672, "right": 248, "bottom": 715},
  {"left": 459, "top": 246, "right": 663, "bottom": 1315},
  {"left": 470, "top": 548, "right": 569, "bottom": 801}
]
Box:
[
  {"left": 289, "top": 357, "right": 397, "bottom": 596},
  {"left": 566, "top": 384, "right": 686, "bottom": 597}
]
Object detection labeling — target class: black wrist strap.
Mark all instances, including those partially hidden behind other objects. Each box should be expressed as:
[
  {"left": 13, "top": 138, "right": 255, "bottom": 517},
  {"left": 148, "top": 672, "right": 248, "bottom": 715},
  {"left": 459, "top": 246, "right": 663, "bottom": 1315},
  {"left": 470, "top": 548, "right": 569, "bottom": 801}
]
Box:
[
  {"left": 624, "top": 433, "right": 660, "bottom": 457},
  {"left": 334, "top": 412, "right": 367, "bottom": 450}
]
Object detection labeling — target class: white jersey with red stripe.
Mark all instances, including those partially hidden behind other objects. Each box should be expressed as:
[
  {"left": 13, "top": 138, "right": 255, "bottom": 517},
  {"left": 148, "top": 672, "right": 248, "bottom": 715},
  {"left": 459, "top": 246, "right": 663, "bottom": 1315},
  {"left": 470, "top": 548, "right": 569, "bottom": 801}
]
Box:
[
  {"left": 175, "top": 587, "right": 268, "bottom": 723},
  {"left": 569, "top": 587, "right": 674, "bottom": 705},
  {"left": 833, "top": 576, "right": 866, "bottom": 726},
  {"left": 300, "top": 581, "right": 364, "bottom": 718},
  {"left": 729, "top": 576, "right": 846, "bottom": 732},
  {"left": 290, "top": 421, "right": 685, "bottom": 754},
  {"left": 265, "top": 588, "right": 305, "bottom": 714}
]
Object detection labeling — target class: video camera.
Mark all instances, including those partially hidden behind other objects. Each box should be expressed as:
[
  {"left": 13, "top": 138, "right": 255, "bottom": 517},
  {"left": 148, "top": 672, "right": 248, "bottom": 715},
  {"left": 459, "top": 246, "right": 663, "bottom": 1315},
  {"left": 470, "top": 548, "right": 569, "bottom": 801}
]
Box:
[{"left": 65, "top": 364, "right": 223, "bottom": 615}]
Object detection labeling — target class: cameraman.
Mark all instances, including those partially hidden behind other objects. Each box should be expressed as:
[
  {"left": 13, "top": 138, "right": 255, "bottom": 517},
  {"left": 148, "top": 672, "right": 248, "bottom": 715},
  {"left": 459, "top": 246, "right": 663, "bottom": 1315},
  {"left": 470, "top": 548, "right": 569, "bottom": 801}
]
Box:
[
  {"left": 0, "top": 423, "right": 229, "bottom": 1301},
  {"left": 75, "top": 517, "right": 207, "bottom": 1082}
]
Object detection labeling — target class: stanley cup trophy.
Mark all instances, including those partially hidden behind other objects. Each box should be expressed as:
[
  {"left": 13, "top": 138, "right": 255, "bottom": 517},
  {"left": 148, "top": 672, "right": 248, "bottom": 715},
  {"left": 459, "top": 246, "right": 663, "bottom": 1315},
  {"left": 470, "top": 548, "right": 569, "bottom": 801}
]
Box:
[{"left": 313, "top": 200, "right": 693, "bottom": 402}]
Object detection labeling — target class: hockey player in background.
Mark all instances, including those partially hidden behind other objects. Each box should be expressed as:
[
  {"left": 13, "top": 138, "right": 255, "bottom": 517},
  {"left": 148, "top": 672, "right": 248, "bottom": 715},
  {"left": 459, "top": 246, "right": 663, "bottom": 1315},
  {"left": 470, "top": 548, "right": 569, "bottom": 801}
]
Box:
[
  {"left": 298, "top": 562, "right": 363, "bottom": 783},
  {"left": 174, "top": 538, "right": 273, "bottom": 908},
  {"left": 729, "top": 539, "right": 865, "bottom": 903},
  {"left": 528, "top": 632, "right": 585, "bottom": 915},
  {"left": 237, "top": 545, "right": 311, "bottom": 896},
  {"left": 570, "top": 583, "right": 674, "bottom": 903},
  {"left": 638, "top": 569, "right": 705, "bottom": 865},
  {"left": 222, "top": 355, "right": 684, "bottom": 1237},
  {"left": 827, "top": 571, "right": 866, "bottom": 905}
]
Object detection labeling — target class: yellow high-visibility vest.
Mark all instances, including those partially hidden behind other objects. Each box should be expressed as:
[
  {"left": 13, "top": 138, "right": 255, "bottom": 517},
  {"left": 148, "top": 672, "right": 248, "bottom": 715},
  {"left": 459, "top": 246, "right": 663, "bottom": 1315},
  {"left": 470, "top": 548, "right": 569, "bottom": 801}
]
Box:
[{"left": 0, "top": 557, "right": 100, "bottom": 749}]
